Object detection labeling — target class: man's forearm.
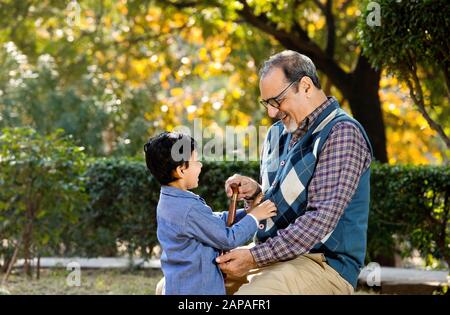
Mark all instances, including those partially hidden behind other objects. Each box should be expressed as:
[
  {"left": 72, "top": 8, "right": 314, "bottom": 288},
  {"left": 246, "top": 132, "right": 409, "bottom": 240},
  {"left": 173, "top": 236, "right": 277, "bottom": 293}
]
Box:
[{"left": 250, "top": 203, "right": 345, "bottom": 266}]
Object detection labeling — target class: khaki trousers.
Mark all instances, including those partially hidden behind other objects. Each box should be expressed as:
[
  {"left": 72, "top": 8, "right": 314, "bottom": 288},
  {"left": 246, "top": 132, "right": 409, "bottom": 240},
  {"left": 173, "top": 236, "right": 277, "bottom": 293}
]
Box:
[
  {"left": 155, "top": 253, "right": 354, "bottom": 295},
  {"left": 225, "top": 253, "right": 354, "bottom": 295}
]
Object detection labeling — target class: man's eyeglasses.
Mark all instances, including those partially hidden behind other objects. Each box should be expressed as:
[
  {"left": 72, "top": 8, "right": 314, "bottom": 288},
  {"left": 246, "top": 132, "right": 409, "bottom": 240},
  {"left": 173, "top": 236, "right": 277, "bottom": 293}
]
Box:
[{"left": 259, "top": 74, "right": 305, "bottom": 109}]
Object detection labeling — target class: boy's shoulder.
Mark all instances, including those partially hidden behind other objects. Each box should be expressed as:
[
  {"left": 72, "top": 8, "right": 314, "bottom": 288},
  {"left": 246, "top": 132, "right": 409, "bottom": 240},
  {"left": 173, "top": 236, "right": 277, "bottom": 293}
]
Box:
[
  {"left": 157, "top": 189, "right": 213, "bottom": 230},
  {"left": 158, "top": 186, "right": 210, "bottom": 215}
]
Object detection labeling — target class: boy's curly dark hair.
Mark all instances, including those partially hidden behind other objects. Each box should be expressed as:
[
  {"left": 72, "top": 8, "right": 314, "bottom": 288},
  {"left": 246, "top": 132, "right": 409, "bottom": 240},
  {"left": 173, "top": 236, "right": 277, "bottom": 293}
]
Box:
[{"left": 144, "top": 132, "right": 197, "bottom": 185}]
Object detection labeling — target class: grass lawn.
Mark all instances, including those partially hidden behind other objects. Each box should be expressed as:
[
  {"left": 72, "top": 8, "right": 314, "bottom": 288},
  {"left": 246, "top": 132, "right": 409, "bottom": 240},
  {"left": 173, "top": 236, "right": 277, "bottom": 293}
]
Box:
[
  {"left": 1, "top": 269, "right": 444, "bottom": 295},
  {"left": 0, "top": 268, "right": 379, "bottom": 295},
  {"left": 1, "top": 268, "right": 163, "bottom": 295}
]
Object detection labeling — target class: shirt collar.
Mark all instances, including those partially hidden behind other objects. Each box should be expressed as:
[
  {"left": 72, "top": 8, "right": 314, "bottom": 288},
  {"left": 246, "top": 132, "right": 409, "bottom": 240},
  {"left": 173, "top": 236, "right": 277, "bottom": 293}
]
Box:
[
  {"left": 292, "top": 96, "right": 337, "bottom": 136},
  {"left": 160, "top": 185, "right": 201, "bottom": 200}
]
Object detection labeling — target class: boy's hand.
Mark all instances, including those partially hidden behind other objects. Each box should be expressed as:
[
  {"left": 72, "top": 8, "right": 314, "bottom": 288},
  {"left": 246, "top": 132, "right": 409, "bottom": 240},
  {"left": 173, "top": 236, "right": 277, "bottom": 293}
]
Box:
[
  {"left": 248, "top": 200, "right": 277, "bottom": 221},
  {"left": 225, "top": 174, "right": 260, "bottom": 200}
]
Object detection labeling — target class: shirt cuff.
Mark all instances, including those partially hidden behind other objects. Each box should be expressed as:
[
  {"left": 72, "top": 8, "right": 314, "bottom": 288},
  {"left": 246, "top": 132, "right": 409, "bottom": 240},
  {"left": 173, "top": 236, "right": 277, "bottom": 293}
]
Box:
[
  {"left": 247, "top": 213, "right": 259, "bottom": 227},
  {"left": 250, "top": 242, "right": 276, "bottom": 267}
]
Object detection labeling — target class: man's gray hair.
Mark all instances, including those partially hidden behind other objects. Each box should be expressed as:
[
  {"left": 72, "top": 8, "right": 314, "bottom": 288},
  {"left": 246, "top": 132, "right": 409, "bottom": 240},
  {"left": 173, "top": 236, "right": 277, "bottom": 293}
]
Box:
[{"left": 259, "top": 50, "right": 321, "bottom": 89}]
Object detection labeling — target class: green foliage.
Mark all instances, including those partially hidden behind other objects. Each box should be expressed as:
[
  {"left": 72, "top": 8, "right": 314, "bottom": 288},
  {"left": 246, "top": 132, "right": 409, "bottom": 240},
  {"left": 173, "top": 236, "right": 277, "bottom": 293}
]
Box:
[
  {"left": 359, "top": 0, "right": 450, "bottom": 148},
  {"left": 0, "top": 43, "right": 115, "bottom": 156},
  {"left": 0, "top": 127, "right": 87, "bottom": 269},
  {"left": 359, "top": 0, "right": 449, "bottom": 75},
  {"left": 65, "top": 158, "right": 160, "bottom": 258},
  {"left": 368, "top": 163, "right": 450, "bottom": 266}
]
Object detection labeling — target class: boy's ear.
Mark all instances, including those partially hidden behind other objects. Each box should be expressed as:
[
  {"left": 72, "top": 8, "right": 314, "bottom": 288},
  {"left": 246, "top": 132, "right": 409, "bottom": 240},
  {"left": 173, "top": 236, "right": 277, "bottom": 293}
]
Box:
[{"left": 172, "top": 165, "right": 185, "bottom": 179}]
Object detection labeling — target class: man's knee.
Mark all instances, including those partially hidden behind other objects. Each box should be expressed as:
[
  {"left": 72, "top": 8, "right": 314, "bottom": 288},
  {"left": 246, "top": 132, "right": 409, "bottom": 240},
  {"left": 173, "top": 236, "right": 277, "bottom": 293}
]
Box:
[
  {"left": 234, "top": 265, "right": 293, "bottom": 295},
  {"left": 235, "top": 256, "right": 351, "bottom": 295}
]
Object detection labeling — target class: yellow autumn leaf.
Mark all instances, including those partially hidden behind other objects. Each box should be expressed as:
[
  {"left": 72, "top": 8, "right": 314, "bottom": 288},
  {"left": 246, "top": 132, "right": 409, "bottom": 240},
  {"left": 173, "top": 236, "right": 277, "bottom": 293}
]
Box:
[
  {"left": 170, "top": 87, "right": 184, "bottom": 97},
  {"left": 199, "top": 48, "right": 209, "bottom": 62}
]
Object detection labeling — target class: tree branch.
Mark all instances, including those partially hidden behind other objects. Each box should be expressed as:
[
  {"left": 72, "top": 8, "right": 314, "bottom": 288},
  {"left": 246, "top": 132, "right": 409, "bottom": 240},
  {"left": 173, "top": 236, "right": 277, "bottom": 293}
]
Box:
[
  {"left": 236, "top": 0, "right": 349, "bottom": 87},
  {"left": 325, "top": 0, "right": 335, "bottom": 58},
  {"left": 339, "top": 0, "right": 353, "bottom": 11},
  {"left": 161, "top": 0, "right": 350, "bottom": 88},
  {"left": 1, "top": 239, "right": 22, "bottom": 285},
  {"left": 312, "top": 0, "right": 335, "bottom": 58},
  {"left": 406, "top": 52, "right": 450, "bottom": 149},
  {"left": 159, "top": 0, "right": 200, "bottom": 9}
]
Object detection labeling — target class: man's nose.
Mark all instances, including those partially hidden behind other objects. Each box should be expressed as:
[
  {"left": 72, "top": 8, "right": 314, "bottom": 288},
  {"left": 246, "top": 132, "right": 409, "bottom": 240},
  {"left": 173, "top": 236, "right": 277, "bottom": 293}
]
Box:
[{"left": 267, "top": 105, "right": 279, "bottom": 118}]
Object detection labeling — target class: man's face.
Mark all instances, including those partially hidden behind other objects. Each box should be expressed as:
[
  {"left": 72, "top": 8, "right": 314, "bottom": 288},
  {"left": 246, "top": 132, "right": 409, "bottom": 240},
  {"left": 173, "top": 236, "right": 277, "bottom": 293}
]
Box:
[{"left": 259, "top": 67, "right": 299, "bottom": 132}]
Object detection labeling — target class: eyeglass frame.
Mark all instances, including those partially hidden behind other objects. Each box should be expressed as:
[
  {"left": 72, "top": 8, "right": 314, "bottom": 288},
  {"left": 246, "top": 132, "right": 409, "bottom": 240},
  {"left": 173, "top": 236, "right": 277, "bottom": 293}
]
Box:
[{"left": 259, "top": 72, "right": 308, "bottom": 109}]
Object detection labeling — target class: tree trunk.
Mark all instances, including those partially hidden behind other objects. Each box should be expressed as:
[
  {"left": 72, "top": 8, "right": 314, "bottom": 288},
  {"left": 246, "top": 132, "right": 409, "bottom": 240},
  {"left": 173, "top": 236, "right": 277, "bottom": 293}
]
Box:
[
  {"left": 22, "top": 218, "right": 33, "bottom": 277},
  {"left": 1, "top": 240, "right": 21, "bottom": 285},
  {"left": 36, "top": 254, "right": 40, "bottom": 280},
  {"left": 345, "top": 57, "right": 388, "bottom": 163},
  {"left": 1, "top": 251, "right": 11, "bottom": 273}
]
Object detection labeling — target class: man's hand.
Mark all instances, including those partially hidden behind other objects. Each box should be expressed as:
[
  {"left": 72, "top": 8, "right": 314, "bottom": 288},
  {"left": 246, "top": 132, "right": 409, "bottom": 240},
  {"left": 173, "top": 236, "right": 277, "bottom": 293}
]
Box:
[
  {"left": 216, "top": 249, "right": 257, "bottom": 278},
  {"left": 225, "top": 174, "right": 260, "bottom": 200}
]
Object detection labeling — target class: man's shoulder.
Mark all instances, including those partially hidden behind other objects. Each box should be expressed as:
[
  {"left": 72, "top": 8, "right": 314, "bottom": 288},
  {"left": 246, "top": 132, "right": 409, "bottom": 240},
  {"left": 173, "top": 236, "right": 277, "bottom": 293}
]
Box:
[
  {"left": 323, "top": 120, "right": 373, "bottom": 169},
  {"left": 329, "top": 120, "right": 365, "bottom": 137},
  {"left": 328, "top": 120, "right": 370, "bottom": 149}
]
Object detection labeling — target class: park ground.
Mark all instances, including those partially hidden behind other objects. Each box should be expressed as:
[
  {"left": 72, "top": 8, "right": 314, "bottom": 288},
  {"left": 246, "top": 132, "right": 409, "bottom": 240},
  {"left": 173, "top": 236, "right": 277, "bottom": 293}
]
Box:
[
  {"left": 1, "top": 269, "right": 163, "bottom": 295},
  {"left": 0, "top": 268, "right": 446, "bottom": 295}
]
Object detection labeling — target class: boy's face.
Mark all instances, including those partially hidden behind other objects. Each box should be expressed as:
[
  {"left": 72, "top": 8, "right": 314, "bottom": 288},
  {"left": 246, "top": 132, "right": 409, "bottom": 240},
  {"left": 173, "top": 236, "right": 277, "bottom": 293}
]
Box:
[{"left": 182, "top": 150, "right": 202, "bottom": 189}]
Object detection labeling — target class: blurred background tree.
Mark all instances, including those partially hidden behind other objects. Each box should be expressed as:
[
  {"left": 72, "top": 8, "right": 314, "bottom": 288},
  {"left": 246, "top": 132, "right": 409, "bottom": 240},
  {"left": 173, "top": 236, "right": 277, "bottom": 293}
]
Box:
[
  {"left": 0, "top": 127, "right": 87, "bottom": 278},
  {"left": 0, "top": 0, "right": 448, "bottom": 164},
  {"left": 359, "top": 0, "right": 449, "bottom": 150}
]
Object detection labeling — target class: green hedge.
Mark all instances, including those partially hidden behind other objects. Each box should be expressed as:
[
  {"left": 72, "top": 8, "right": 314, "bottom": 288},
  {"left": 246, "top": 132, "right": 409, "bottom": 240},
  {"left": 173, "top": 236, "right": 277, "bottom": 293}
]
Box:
[
  {"left": 369, "top": 164, "right": 450, "bottom": 267},
  {"left": 62, "top": 158, "right": 160, "bottom": 258},
  {"left": 1, "top": 156, "right": 449, "bottom": 267},
  {"left": 63, "top": 159, "right": 449, "bottom": 267},
  {"left": 60, "top": 160, "right": 260, "bottom": 259}
]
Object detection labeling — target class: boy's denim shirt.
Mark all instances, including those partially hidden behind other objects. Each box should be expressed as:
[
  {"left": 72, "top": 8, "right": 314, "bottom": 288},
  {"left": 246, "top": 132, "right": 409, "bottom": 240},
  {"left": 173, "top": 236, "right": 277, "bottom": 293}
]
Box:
[{"left": 157, "top": 185, "right": 258, "bottom": 295}]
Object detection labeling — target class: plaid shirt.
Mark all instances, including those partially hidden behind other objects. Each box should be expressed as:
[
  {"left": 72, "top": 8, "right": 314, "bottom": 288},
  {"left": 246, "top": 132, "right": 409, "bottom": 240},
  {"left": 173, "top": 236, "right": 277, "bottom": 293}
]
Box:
[{"left": 250, "top": 97, "right": 372, "bottom": 266}]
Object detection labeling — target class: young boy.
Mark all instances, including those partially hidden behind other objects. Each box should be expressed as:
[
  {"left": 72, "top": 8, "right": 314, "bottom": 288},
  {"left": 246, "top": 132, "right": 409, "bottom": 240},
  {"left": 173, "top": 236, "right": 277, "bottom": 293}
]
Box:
[{"left": 144, "top": 132, "right": 277, "bottom": 295}]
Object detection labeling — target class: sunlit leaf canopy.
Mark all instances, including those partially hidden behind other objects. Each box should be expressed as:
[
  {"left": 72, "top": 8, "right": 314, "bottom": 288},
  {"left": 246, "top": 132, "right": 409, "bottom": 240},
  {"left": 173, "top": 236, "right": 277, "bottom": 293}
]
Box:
[
  {"left": 358, "top": 0, "right": 450, "bottom": 164},
  {"left": 0, "top": 0, "right": 447, "bottom": 164}
]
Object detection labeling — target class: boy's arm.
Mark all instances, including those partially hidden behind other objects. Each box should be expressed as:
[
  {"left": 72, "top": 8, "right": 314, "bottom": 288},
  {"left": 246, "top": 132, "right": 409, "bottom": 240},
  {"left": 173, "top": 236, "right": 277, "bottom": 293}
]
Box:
[
  {"left": 185, "top": 204, "right": 258, "bottom": 251},
  {"left": 212, "top": 209, "right": 247, "bottom": 224}
]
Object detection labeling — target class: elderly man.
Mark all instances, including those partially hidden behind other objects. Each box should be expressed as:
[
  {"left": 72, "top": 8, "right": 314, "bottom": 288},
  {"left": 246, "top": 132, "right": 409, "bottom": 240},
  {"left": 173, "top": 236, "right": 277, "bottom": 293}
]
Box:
[{"left": 218, "top": 50, "right": 373, "bottom": 295}]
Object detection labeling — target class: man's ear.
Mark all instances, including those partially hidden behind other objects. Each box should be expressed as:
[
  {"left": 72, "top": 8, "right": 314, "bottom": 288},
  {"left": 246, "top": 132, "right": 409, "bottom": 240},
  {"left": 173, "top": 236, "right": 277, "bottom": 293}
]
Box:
[{"left": 300, "top": 77, "right": 313, "bottom": 95}]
